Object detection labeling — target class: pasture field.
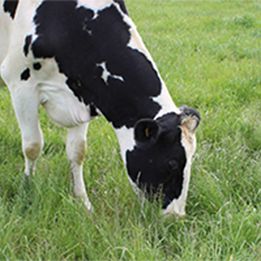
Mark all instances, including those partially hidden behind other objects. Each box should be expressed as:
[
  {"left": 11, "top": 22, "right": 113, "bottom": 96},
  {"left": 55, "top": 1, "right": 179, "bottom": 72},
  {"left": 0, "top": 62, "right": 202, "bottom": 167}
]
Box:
[{"left": 0, "top": 0, "right": 260, "bottom": 260}]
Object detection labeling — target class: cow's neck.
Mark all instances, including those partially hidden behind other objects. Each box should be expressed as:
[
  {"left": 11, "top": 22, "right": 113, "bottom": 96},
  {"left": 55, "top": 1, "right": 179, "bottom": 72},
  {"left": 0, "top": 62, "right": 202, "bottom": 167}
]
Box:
[
  {"left": 122, "top": 15, "right": 181, "bottom": 119},
  {"left": 102, "top": 14, "right": 180, "bottom": 146},
  {"left": 101, "top": 91, "right": 177, "bottom": 165},
  {"left": 112, "top": 20, "right": 180, "bottom": 158},
  {"left": 104, "top": 12, "right": 181, "bottom": 159},
  {"left": 114, "top": 81, "right": 180, "bottom": 164}
]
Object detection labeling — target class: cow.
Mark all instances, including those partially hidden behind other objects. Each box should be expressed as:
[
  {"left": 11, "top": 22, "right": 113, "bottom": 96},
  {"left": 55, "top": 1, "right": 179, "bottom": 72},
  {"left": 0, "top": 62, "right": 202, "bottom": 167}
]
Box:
[{"left": 0, "top": 0, "right": 200, "bottom": 217}]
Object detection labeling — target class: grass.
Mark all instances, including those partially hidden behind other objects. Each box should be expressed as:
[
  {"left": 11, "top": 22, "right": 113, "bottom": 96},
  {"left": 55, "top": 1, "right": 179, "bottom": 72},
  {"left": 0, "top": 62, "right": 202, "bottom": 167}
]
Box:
[{"left": 0, "top": 0, "right": 260, "bottom": 260}]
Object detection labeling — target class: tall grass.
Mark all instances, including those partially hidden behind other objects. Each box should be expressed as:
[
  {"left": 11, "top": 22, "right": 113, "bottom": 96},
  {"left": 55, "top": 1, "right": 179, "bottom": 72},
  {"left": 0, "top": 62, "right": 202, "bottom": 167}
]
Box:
[{"left": 0, "top": 0, "right": 260, "bottom": 260}]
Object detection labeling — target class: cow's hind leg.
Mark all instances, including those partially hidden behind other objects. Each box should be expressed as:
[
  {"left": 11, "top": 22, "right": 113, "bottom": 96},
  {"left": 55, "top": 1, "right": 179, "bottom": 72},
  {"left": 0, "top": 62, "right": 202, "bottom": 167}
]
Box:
[
  {"left": 11, "top": 85, "right": 43, "bottom": 176},
  {"left": 66, "top": 123, "right": 92, "bottom": 212}
]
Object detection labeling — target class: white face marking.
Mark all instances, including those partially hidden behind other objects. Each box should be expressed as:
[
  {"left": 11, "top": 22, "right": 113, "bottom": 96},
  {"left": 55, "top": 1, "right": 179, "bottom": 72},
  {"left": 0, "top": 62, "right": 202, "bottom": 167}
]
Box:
[{"left": 97, "top": 62, "right": 124, "bottom": 85}]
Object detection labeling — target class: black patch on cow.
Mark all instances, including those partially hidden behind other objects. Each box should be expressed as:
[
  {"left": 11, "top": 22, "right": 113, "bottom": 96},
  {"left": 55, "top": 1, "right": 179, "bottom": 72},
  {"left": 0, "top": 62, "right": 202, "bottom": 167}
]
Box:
[
  {"left": 33, "top": 62, "right": 42, "bottom": 71},
  {"left": 20, "top": 68, "right": 30, "bottom": 81},
  {"left": 90, "top": 104, "right": 99, "bottom": 117},
  {"left": 3, "top": 0, "right": 19, "bottom": 19},
  {"left": 32, "top": 1, "right": 162, "bottom": 128},
  {"left": 114, "top": 0, "right": 128, "bottom": 14},
  {"left": 23, "top": 35, "right": 32, "bottom": 56},
  {"left": 126, "top": 113, "right": 187, "bottom": 208}
]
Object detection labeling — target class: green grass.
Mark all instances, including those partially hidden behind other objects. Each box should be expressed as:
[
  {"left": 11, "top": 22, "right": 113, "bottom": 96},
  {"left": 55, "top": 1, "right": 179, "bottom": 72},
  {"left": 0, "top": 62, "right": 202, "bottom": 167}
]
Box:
[{"left": 0, "top": 0, "right": 261, "bottom": 260}]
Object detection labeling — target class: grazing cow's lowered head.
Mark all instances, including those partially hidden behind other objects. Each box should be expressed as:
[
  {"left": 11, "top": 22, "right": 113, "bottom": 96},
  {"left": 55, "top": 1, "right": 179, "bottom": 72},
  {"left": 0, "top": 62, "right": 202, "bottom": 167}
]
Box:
[
  {"left": 0, "top": 0, "right": 200, "bottom": 217},
  {"left": 120, "top": 107, "right": 200, "bottom": 217}
]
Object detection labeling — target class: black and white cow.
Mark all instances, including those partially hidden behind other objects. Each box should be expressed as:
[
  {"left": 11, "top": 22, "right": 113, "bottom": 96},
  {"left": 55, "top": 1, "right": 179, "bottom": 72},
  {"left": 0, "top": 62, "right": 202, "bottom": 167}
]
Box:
[{"left": 0, "top": 0, "right": 200, "bottom": 216}]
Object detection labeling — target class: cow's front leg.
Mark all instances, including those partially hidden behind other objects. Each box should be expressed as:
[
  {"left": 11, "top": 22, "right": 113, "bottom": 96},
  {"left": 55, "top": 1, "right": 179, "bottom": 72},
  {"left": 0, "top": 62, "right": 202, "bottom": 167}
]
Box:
[
  {"left": 66, "top": 123, "right": 92, "bottom": 212},
  {"left": 11, "top": 85, "right": 43, "bottom": 176}
]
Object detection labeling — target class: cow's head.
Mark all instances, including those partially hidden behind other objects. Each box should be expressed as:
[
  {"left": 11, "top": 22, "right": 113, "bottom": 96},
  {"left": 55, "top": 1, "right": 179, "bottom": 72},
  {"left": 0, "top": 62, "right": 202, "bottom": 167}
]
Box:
[{"left": 126, "top": 106, "right": 200, "bottom": 217}]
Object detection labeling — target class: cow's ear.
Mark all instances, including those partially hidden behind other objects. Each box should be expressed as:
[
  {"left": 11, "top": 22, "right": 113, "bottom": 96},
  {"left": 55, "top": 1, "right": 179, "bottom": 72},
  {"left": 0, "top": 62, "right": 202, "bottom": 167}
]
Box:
[
  {"left": 179, "top": 106, "right": 201, "bottom": 133},
  {"left": 134, "top": 119, "right": 160, "bottom": 144}
]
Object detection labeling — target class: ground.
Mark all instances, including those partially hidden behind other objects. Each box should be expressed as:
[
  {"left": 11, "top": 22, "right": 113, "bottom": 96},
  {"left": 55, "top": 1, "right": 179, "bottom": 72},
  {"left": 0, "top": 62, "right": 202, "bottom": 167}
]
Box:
[{"left": 0, "top": 0, "right": 260, "bottom": 260}]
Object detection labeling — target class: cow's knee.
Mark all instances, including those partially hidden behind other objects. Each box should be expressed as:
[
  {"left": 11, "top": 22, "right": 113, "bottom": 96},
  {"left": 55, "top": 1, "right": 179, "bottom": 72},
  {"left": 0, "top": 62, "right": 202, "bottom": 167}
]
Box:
[
  {"left": 75, "top": 140, "right": 86, "bottom": 165},
  {"left": 66, "top": 124, "right": 88, "bottom": 166},
  {"left": 23, "top": 139, "right": 43, "bottom": 176},
  {"left": 24, "top": 142, "right": 42, "bottom": 161},
  {"left": 67, "top": 140, "right": 86, "bottom": 166}
]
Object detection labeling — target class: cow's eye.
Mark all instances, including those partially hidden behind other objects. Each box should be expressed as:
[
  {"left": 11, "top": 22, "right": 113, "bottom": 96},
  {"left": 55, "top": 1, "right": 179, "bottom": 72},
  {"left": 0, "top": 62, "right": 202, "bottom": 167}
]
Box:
[{"left": 168, "top": 160, "right": 179, "bottom": 171}]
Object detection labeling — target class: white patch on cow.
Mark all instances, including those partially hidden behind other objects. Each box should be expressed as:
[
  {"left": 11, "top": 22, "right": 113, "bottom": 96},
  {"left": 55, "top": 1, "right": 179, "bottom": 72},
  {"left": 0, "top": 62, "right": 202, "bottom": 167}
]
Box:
[
  {"left": 97, "top": 62, "right": 124, "bottom": 85},
  {"left": 114, "top": 126, "right": 144, "bottom": 199},
  {"left": 163, "top": 129, "right": 196, "bottom": 217},
  {"left": 97, "top": 62, "right": 110, "bottom": 84},
  {"left": 153, "top": 86, "right": 181, "bottom": 118},
  {"left": 111, "top": 74, "right": 124, "bottom": 82},
  {"left": 77, "top": 0, "right": 113, "bottom": 20},
  {"left": 92, "top": 12, "right": 99, "bottom": 20},
  {"left": 114, "top": 126, "right": 135, "bottom": 164}
]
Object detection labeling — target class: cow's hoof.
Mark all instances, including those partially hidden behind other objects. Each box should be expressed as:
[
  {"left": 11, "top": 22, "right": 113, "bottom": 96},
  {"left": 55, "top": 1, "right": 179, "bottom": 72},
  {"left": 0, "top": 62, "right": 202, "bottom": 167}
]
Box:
[
  {"left": 84, "top": 202, "right": 94, "bottom": 214},
  {"left": 163, "top": 209, "right": 186, "bottom": 219}
]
